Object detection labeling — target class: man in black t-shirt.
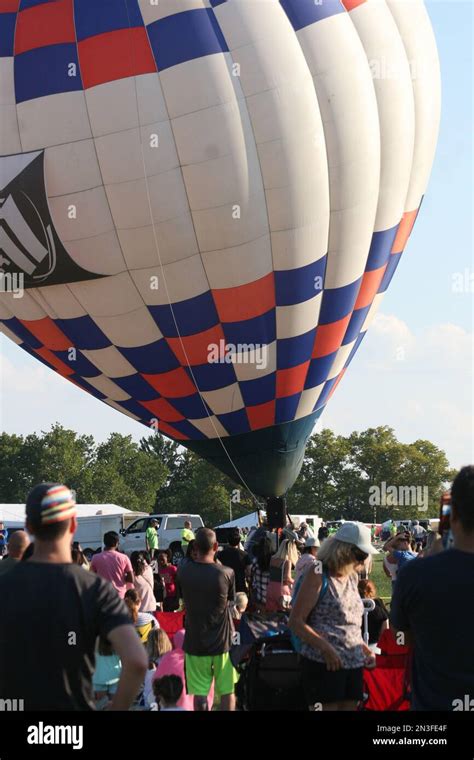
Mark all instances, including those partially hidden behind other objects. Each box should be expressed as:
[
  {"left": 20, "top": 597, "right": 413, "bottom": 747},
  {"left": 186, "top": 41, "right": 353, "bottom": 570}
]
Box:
[
  {"left": 177, "top": 527, "right": 236, "bottom": 711},
  {"left": 0, "top": 483, "right": 147, "bottom": 711},
  {"left": 219, "top": 528, "right": 251, "bottom": 593},
  {"left": 391, "top": 466, "right": 474, "bottom": 710}
]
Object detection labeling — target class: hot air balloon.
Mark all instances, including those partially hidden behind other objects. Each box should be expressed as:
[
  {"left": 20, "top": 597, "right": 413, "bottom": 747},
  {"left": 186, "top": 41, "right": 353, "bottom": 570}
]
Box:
[{"left": 0, "top": 0, "right": 440, "bottom": 508}]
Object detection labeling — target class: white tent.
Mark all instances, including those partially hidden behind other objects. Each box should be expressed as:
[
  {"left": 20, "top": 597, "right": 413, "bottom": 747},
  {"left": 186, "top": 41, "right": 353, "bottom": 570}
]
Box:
[
  {"left": 216, "top": 511, "right": 263, "bottom": 529},
  {"left": 0, "top": 503, "right": 143, "bottom": 527}
]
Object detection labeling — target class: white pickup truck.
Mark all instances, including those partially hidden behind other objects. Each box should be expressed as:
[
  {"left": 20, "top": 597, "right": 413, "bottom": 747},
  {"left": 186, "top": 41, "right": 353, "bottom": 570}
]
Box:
[{"left": 119, "top": 513, "right": 204, "bottom": 564}]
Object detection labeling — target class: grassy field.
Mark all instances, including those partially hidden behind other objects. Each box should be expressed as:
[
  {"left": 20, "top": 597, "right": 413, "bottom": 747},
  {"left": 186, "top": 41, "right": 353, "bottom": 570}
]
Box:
[{"left": 370, "top": 553, "right": 392, "bottom": 605}]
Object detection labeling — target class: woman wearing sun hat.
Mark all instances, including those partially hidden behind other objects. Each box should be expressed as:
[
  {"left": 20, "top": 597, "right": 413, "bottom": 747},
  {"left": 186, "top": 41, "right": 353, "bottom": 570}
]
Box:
[{"left": 289, "top": 522, "right": 378, "bottom": 711}]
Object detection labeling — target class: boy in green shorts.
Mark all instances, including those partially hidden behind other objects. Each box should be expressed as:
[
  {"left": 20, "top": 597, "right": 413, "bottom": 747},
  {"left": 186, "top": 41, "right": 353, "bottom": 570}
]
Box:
[{"left": 176, "top": 527, "right": 237, "bottom": 710}]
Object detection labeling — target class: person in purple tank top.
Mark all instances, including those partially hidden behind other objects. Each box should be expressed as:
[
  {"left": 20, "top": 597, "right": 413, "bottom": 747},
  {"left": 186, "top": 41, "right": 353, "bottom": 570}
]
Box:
[{"left": 290, "top": 522, "right": 378, "bottom": 711}]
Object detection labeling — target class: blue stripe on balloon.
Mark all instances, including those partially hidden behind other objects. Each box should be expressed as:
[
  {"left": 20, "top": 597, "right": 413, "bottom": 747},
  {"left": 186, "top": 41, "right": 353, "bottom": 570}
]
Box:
[
  {"left": 168, "top": 393, "right": 211, "bottom": 419},
  {"left": 147, "top": 8, "right": 228, "bottom": 72},
  {"left": 274, "top": 257, "right": 326, "bottom": 307},
  {"left": 190, "top": 360, "right": 236, "bottom": 392},
  {"left": 73, "top": 0, "right": 144, "bottom": 42},
  {"left": 277, "top": 329, "right": 316, "bottom": 370},
  {"left": 114, "top": 373, "right": 162, "bottom": 401},
  {"left": 222, "top": 310, "right": 276, "bottom": 346},
  {"left": 218, "top": 408, "right": 250, "bottom": 436},
  {"left": 344, "top": 332, "right": 366, "bottom": 369},
  {"left": 342, "top": 304, "right": 371, "bottom": 345},
  {"left": 0, "top": 13, "right": 16, "bottom": 57},
  {"left": 2, "top": 318, "right": 42, "bottom": 348},
  {"left": 167, "top": 419, "right": 208, "bottom": 439},
  {"left": 239, "top": 372, "right": 276, "bottom": 407},
  {"left": 70, "top": 375, "right": 107, "bottom": 400},
  {"left": 149, "top": 291, "right": 219, "bottom": 338},
  {"left": 276, "top": 393, "right": 301, "bottom": 424},
  {"left": 121, "top": 398, "right": 160, "bottom": 419},
  {"left": 18, "top": 0, "right": 55, "bottom": 9},
  {"left": 378, "top": 252, "right": 402, "bottom": 293},
  {"left": 14, "top": 43, "right": 83, "bottom": 103},
  {"left": 365, "top": 225, "right": 399, "bottom": 271},
  {"left": 318, "top": 277, "right": 362, "bottom": 324},
  {"left": 56, "top": 316, "right": 110, "bottom": 351},
  {"left": 280, "top": 0, "right": 344, "bottom": 32},
  {"left": 304, "top": 352, "right": 337, "bottom": 389},
  {"left": 53, "top": 350, "right": 100, "bottom": 377},
  {"left": 148, "top": 305, "right": 175, "bottom": 338},
  {"left": 314, "top": 376, "right": 338, "bottom": 410},
  {"left": 119, "top": 340, "right": 180, "bottom": 375}
]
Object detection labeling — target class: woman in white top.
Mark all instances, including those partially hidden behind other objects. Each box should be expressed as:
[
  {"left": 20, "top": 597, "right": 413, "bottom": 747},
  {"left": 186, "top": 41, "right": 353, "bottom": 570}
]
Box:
[{"left": 131, "top": 551, "right": 157, "bottom": 613}]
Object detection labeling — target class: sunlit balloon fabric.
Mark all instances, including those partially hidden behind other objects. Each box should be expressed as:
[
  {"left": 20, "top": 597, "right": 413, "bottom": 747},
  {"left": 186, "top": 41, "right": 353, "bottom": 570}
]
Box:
[{"left": 0, "top": 0, "right": 440, "bottom": 497}]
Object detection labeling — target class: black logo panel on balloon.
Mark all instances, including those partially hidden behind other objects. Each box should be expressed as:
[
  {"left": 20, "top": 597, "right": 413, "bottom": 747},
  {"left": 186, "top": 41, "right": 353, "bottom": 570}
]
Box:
[{"left": 0, "top": 150, "right": 104, "bottom": 289}]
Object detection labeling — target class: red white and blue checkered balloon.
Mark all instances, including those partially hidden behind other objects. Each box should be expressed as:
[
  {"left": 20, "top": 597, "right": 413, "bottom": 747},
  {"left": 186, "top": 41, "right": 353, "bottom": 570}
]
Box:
[{"left": 0, "top": 0, "right": 440, "bottom": 497}]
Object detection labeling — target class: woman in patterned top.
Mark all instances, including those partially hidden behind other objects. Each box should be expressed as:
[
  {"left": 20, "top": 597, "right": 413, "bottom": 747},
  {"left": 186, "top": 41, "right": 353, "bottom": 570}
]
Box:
[{"left": 289, "top": 522, "right": 378, "bottom": 711}]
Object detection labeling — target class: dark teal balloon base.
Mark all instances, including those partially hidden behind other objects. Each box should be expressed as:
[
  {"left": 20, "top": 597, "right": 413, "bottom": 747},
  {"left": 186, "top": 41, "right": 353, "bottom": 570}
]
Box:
[{"left": 184, "top": 409, "right": 322, "bottom": 499}]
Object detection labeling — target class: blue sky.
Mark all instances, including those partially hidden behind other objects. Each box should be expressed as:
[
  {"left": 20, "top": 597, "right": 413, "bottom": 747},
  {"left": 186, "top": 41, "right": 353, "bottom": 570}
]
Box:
[
  {"left": 1, "top": 0, "right": 472, "bottom": 472},
  {"left": 381, "top": 0, "right": 472, "bottom": 332}
]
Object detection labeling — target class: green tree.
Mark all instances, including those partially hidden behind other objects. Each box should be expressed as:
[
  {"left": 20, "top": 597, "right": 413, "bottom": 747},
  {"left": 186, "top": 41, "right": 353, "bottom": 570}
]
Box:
[
  {"left": 0, "top": 425, "right": 455, "bottom": 527},
  {"left": 85, "top": 433, "right": 168, "bottom": 512},
  {"left": 0, "top": 432, "right": 29, "bottom": 502},
  {"left": 346, "top": 426, "right": 406, "bottom": 522},
  {"left": 141, "top": 434, "right": 256, "bottom": 525},
  {"left": 287, "top": 426, "right": 456, "bottom": 523},
  {"left": 0, "top": 426, "right": 94, "bottom": 502},
  {"left": 288, "top": 429, "right": 350, "bottom": 519}
]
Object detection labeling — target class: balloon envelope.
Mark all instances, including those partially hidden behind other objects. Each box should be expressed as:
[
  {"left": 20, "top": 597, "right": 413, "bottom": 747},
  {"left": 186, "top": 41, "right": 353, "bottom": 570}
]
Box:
[{"left": 0, "top": 0, "right": 440, "bottom": 497}]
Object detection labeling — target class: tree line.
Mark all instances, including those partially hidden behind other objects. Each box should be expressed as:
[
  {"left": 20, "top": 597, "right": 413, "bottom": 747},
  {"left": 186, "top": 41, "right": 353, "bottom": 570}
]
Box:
[{"left": 0, "top": 424, "right": 454, "bottom": 526}]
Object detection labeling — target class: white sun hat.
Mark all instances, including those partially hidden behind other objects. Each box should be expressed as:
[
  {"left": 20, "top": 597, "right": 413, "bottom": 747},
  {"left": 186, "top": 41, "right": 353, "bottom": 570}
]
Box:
[{"left": 334, "top": 522, "right": 378, "bottom": 555}]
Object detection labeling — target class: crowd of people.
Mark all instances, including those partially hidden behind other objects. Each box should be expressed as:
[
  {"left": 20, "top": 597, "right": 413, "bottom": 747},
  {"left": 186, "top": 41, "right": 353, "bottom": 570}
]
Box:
[{"left": 0, "top": 466, "right": 472, "bottom": 713}]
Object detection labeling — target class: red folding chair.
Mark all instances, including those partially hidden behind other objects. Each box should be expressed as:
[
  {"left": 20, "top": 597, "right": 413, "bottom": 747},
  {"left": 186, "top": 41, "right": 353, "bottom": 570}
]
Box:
[
  {"left": 153, "top": 611, "right": 185, "bottom": 645},
  {"left": 362, "top": 629, "right": 411, "bottom": 711}
]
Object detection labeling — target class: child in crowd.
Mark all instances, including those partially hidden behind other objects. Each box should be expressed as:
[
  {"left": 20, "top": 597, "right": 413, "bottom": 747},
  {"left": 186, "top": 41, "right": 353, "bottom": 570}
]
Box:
[
  {"left": 157, "top": 550, "right": 179, "bottom": 612},
  {"left": 143, "top": 628, "right": 173, "bottom": 709},
  {"left": 124, "top": 588, "right": 159, "bottom": 644},
  {"left": 152, "top": 675, "right": 186, "bottom": 711},
  {"left": 358, "top": 579, "right": 389, "bottom": 650},
  {"left": 230, "top": 592, "right": 248, "bottom": 620},
  {"left": 93, "top": 636, "right": 122, "bottom": 709}
]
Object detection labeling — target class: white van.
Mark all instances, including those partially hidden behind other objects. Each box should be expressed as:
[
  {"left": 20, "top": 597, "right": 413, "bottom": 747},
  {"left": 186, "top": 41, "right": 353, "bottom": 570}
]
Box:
[
  {"left": 120, "top": 513, "right": 204, "bottom": 564},
  {"left": 0, "top": 504, "right": 149, "bottom": 562},
  {"left": 74, "top": 514, "right": 125, "bottom": 560}
]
